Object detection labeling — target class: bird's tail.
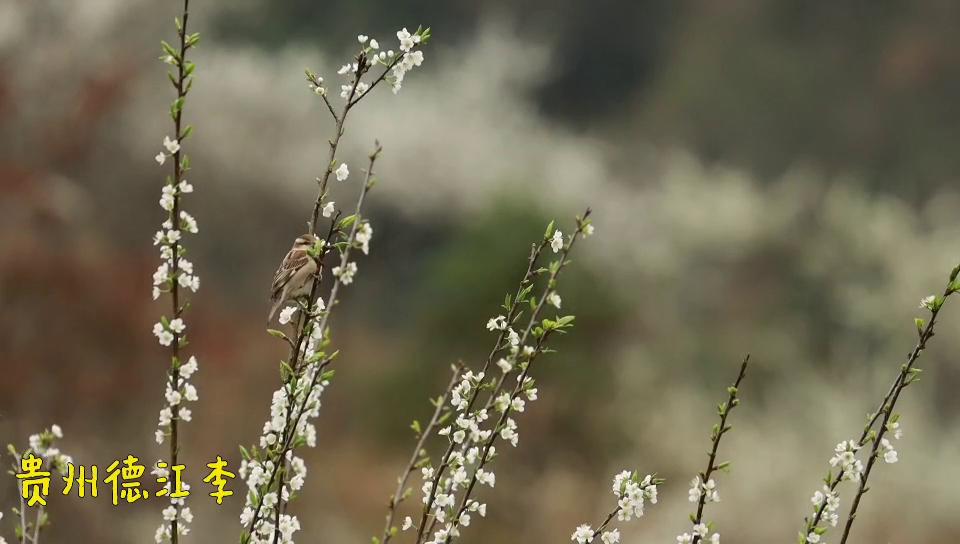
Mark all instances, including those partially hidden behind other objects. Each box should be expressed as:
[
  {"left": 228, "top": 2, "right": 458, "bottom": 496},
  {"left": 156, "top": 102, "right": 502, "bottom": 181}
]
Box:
[{"left": 267, "top": 297, "right": 282, "bottom": 324}]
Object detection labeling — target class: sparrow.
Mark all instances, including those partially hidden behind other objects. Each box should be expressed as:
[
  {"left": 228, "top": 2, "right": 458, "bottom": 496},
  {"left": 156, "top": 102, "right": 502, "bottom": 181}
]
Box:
[{"left": 268, "top": 233, "right": 321, "bottom": 322}]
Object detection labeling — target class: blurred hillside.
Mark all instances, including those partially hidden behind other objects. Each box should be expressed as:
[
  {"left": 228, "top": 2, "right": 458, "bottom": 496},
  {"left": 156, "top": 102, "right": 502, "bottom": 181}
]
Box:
[{"left": 1, "top": 0, "right": 959, "bottom": 542}]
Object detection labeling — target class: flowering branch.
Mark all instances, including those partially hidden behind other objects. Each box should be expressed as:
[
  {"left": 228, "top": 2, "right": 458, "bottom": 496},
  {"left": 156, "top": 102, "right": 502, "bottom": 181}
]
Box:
[
  {"left": 5, "top": 426, "right": 71, "bottom": 544},
  {"left": 676, "top": 356, "right": 749, "bottom": 544},
  {"left": 304, "top": 27, "right": 429, "bottom": 235},
  {"left": 237, "top": 26, "right": 429, "bottom": 544},
  {"left": 151, "top": 2, "right": 201, "bottom": 542},
  {"left": 800, "top": 264, "right": 960, "bottom": 544},
  {"left": 570, "top": 471, "right": 663, "bottom": 544},
  {"left": 240, "top": 145, "right": 382, "bottom": 544},
  {"left": 378, "top": 364, "right": 465, "bottom": 544},
  {"left": 833, "top": 267, "right": 960, "bottom": 544},
  {"left": 404, "top": 211, "right": 594, "bottom": 544}
]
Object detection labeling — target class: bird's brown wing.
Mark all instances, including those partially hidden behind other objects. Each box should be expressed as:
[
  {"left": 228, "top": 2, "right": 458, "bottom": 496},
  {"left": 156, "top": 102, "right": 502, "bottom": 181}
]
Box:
[{"left": 270, "top": 248, "right": 311, "bottom": 301}]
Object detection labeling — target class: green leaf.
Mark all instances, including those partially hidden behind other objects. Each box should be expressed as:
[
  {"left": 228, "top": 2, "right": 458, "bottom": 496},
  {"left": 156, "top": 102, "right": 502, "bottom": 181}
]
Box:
[
  {"left": 160, "top": 40, "right": 178, "bottom": 59},
  {"left": 267, "top": 329, "right": 289, "bottom": 341},
  {"left": 543, "top": 220, "right": 555, "bottom": 240},
  {"left": 339, "top": 214, "right": 358, "bottom": 230}
]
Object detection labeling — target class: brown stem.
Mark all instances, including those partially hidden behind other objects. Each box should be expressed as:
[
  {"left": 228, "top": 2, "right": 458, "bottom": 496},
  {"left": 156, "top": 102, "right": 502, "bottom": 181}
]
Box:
[
  {"left": 431, "top": 213, "right": 591, "bottom": 544},
  {"left": 308, "top": 58, "right": 367, "bottom": 235},
  {"left": 836, "top": 285, "right": 955, "bottom": 544},
  {"left": 413, "top": 238, "right": 550, "bottom": 543},
  {"left": 244, "top": 145, "right": 381, "bottom": 539},
  {"left": 381, "top": 364, "right": 464, "bottom": 543},
  {"left": 804, "top": 281, "right": 955, "bottom": 538},
  {"left": 586, "top": 505, "right": 623, "bottom": 544},
  {"left": 690, "top": 356, "right": 749, "bottom": 544},
  {"left": 165, "top": 1, "right": 191, "bottom": 542}
]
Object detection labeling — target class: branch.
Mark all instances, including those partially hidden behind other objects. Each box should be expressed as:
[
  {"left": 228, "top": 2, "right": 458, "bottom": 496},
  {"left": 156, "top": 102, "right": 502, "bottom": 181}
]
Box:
[
  {"left": 380, "top": 363, "right": 465, "bottom": 543},
  {"left": 688, "top": 356, "right": 749, "bottom": 544}
]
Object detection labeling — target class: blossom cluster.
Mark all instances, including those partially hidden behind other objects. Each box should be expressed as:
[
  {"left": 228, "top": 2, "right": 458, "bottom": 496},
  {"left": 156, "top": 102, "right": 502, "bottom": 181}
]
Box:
[
  {"left": 152, "top": 177, "right": 199, "bottom": 303},
  {"left": 803, "top": 424, "right": 903, "bottom": 544},
  {"left": 676, "top": 525, "right": 720, "bottom": 544},
  {"left": 407, "top": 219, "right": 588, "bottom": 544},
  {"left": 414, "top": 369, "right": 502, "bottom": 543},
  {"left": 687, "top": 474, "right": 720, "bottom": 504},
  {"left": 5, "top": 426, "right": 72, "bottom": 541},
  {"left": 151, "top": 136, "right": 201, "bottom": 544},
  {"left": 675, "top": 474, "right": 722, "bottom": 544},
  {"left": 306, "top": 27, "right": 430, "bottom": 101},
  {"left": 153, "top": 471, "right": 194, "bottom": 543},
  {"left": 24, "top": 425, "right": 72, "bottom": 474},
  {"left": 411, "top": 316, "right": 546, "bottom": 543},
  {"left": 151, "top": 14, "right": 201, "bottom": 542},
  {"left": 570, "top": 471, "right": 660, "bottom": 544},
  {"left": 155, "top": 356, "right": 200, "bottom": 445},
  {"left": 239, "top": 319, "right": 332, "bottom": 544},
  {"left": 240, "top": 165, "right": 378, "bottom": 541}
]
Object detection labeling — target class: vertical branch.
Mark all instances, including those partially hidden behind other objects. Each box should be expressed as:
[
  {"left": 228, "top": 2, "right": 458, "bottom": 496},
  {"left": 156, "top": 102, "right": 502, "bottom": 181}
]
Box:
[
  {"left": 239, "top": 27, "right": 430, "bottom": 544},
  {"left": 167, "top": 6, "right": 189, "bottom": 543},
  {"left": 152, "top": 1, "right": 201, "bottom": 542},
  {"left": 243, "top": 145, "right": 382, "bottom": 540}
]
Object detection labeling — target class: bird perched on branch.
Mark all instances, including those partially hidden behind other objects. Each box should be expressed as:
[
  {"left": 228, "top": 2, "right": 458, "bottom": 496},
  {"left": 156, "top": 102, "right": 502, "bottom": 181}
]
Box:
[{"left": 268, "top": 233, "right": 321, "bottom": 322}]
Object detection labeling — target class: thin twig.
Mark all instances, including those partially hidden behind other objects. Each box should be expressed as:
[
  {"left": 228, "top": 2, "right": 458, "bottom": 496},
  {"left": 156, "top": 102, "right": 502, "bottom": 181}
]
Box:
[
  {"left": 244, "top": 145, "right": 382, "bottom": 538},
  {"left": 803, "top": 272, "right": 957, "bottom": 539},
  {"left": 431, "top": 212, "right": 591, "bottom": 544},
  {"left": 836, "top": 280, "right": 956, "bottom": 544},
  {"left": 689, "top": 356, "right": 749, "bottom": 544},
  {"left": 381, "top": 364, "right": 464, "bottom": 543},
  {"left": 164, "top": 1, "right": 191, "bottom": 541}
]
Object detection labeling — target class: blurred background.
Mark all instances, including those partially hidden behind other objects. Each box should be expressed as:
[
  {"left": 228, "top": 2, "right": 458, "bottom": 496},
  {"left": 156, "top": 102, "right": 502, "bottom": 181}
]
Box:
[{"left": 2, "top": 0, "right": 960, "bottom": 542}]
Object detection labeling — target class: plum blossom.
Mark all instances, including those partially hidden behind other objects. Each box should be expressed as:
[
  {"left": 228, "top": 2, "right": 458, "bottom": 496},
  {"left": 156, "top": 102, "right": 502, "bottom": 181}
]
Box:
[{"left": 335, "top": 162, "right": 349, "bottom": 181}]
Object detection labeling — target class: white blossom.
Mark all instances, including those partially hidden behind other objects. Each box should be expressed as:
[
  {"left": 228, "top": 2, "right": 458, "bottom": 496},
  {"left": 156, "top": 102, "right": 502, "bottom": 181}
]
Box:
[
  {"left": 168, "top": 318, "right": 186, "bottom": 334},
  {"left": 333, "top": 261, "right": 358, "bottom": 285},
  {"left": 278, "top": 306, "right": 297, "bottom": 325},
  {"left": 396, "top": 27, "right": 420, "bottom": 52},
  {"left": 153, "top": 322, "right": 174, "bottom": 346},
  {"left": 601, "top": 529, "right": 620, "bottom": 544},
  {"left": 356, "top": 222, "right": 373, "bottom": 255},
  {"left": 880, "top": 438, "right": 899, "bottom": 464},
  {"left": 571, "top": 525, "right": 593, "bottom": 544},
  {"left": 163, "top": 136, "right": 180, "bottom": 154},
  {"left": 335, "top": 162, "right": 350, "bottom": 181},
  {"left": 486, "top": 315, "right": 507, "bottom": 331},
  {"left": 551, "top": 229, "right": 564, "bottom": 253}
]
